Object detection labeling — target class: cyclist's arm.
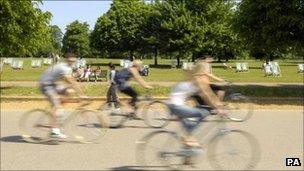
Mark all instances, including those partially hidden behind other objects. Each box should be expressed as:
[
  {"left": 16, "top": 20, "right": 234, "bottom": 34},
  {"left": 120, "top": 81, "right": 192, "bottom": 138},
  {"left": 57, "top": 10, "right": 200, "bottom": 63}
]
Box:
[
  {"left": 62, "top": 75, "right": 84, "bottom": 96},
  {"left": 205, "top": 72, "right": 225, "bottom": 82},
  {"left": 129, "top": 67, "right": 151, "bottom": 88}
]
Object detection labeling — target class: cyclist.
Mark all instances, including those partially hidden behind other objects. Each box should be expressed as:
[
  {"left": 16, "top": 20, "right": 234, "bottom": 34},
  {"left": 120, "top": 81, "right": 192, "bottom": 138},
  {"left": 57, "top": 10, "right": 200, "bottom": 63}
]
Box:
[
  {"left": 114, "top": 60, "right": 153, "bottom": 112},
  {"left": 191, "top": 53, "right": 226, "bottom": 106},
  {"left": 40, "top": 53, "right": 84, "bottom": 138},
  {"left": 168, "top": 62, "right": 227, "bottom": 148}
]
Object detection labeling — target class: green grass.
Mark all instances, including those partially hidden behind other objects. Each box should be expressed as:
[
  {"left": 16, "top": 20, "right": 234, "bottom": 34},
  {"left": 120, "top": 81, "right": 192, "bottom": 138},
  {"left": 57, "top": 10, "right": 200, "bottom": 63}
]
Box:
[
  {"left": 1, "top": 58, "right": 303, "bottom": 83},
  {"left": 1, "top": 84, "right": 302, "bottom": 97}
]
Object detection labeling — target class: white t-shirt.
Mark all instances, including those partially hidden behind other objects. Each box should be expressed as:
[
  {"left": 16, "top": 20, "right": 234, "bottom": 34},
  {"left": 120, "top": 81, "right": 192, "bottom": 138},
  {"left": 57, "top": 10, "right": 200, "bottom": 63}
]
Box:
[
  {"left": 40, "top": 63, "right": 72, "bottom": 85},
  {"left": 168, "top": 81, "right": 199, "bottom": 106}
]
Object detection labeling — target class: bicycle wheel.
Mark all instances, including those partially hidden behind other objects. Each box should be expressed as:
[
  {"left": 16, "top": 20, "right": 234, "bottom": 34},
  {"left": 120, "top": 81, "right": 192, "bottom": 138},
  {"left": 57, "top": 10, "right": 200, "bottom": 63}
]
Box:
[
  {"left": 207, "top": 129, "right": 261, "bottom": 170},
  {"left": 100, "top": 102, "right": 128, "bottom": 128},
  {"left": 136, "top": 130, "right": 184, "bottom": 170},
  {"left": 19, "top": 109, "right": 53, "bottom": 143},
  {"left": 142, "top": 101, "right": 171, "bottom": 128},
  {"left": 68, "top": 109, "right": 108, "bottom": 143},
  {"left": 224, "top": 93, "right": 253, "bottom": 122}
]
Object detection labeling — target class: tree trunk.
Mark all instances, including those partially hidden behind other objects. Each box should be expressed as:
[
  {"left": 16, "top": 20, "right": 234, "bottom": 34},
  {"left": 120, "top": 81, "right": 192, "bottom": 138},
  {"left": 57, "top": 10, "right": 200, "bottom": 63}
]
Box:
[
  {"left": 191, "top": 52, "right": 195, "bottom": 62},
  {"left": 154, "top": 47, "right": 158, "bottom": 66},
  {"left": 177, "top": 56, "right": 180, "bottom": 67}
]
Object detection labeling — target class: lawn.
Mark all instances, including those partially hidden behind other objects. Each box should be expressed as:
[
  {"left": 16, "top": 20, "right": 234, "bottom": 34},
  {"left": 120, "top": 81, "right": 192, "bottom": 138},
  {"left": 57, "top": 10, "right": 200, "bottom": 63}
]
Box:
[
  {"left": 0, "top": 58, "right": 303, "bottom": 83},
  {"left": 1, "top": 83, "right": 303, "bottom": 98}
]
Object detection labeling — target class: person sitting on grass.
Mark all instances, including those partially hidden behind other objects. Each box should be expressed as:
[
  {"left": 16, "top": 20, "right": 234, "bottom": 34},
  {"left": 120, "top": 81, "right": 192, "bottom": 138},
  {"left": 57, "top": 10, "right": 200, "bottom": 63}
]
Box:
[{"left": 114, "top": 60, "right": 153, "bottom": 113}]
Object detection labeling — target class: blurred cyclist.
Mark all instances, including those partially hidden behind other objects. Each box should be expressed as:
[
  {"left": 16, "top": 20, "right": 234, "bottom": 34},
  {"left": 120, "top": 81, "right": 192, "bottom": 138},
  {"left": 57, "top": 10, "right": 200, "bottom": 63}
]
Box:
[
  {"left": 168, "top": 62, "right": 227, "bottom": 148},
  {"left": 40, "top": 53, "right": 84, "bottom": 138},
  {"left": 191, "top": 53, "right": 226, "bottom": 105},
  {"left": 114, "top": 60, "right": 153, "bottom": 112}
]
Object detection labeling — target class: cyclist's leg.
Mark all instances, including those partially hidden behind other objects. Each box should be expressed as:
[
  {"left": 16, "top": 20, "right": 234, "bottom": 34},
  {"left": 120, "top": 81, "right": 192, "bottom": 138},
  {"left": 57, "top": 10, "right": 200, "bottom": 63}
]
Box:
[
  {"left": 211, "top": 84, "right": 225, "bottom": 101},
  {"left": 120, "top": 86, "right": 138, "bottom": 110},
  {"left": 41, "top": 85, "right": 63, "bottom": 133}
]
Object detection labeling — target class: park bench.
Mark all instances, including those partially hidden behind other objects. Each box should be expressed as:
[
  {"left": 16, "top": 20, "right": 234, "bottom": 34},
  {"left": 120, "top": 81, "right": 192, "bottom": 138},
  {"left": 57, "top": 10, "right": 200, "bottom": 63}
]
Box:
[
  {"left": 31, "top": 59, "right": 42, "bottom": 68},
  {"left": 297, "top": 64, "right": 304, "bottom": 73}
]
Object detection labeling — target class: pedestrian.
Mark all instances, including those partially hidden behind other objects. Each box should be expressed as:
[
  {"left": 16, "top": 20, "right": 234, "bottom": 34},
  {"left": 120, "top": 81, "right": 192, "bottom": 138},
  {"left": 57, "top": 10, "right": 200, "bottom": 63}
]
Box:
[{"left": 106, "top": 63, "right": 119, "bottom": 108}]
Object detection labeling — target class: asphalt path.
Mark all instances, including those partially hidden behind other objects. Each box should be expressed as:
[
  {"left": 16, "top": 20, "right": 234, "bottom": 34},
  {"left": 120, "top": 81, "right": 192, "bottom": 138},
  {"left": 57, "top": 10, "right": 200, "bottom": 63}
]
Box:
[{"left": 1, "top": 109, "right": 303, "bottom": 170}]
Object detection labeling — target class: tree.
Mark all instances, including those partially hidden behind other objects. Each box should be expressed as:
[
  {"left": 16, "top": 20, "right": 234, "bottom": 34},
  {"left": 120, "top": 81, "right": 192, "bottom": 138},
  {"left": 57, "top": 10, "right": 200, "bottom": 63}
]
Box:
[
  {"left": 62, "top": 20, "right": 91, "bottom": 57},
  {"left": 91, "top": 0, "right": 150, "bottom": 58},
  {"left": 0, "top": 0, "right": 52, "bottom": 57},
  {"left": 50, "top": 25, "right": 63, "bottom": 54},
  {"left": 235, "top": 0, "right": 304, "bottom": 59}
]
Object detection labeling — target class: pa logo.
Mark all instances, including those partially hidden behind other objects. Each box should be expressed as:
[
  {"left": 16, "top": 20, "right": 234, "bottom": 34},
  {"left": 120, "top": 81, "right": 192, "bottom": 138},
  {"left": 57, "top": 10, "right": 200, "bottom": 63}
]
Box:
[{"left": 286, "top": 158, "right": 301, "bottom": 166}]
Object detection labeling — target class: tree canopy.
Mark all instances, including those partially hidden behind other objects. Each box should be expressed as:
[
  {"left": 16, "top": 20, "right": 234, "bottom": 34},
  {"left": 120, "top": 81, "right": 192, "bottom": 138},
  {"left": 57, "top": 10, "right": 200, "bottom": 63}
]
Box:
[
  {"left": 0, "top": 0, "right": 52, "bottom": 57},
  {"left": 62, "top": 20, "right": 91, "bottom": 57}
]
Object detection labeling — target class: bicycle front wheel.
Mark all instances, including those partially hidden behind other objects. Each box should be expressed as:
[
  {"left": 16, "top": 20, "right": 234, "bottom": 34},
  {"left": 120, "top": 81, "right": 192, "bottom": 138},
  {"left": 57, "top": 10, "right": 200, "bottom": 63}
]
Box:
[
  {"left": 142, "top": 101, "right": 171, "bottom": 128},
  {"left": 19, "top": 109, "right": 53, "bottom": 143},
  {"left": 225, "top": 93, "right": 253, "bottom": 122},
  {"left": 136, "top": 130, "right": 184, "bottom": 170},
  {"left": 207, "top": 129, "right": 261, "bottom": 170},
  {"left": 68, "top": 109, "right": 108, "bottom": 143}
]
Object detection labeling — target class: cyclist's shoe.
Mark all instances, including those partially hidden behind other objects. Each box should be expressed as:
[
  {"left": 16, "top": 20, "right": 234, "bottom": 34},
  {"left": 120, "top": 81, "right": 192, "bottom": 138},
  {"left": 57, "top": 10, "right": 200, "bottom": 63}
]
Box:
[{"left": 49, "top": 129, "right": 67, "bottom": 139}]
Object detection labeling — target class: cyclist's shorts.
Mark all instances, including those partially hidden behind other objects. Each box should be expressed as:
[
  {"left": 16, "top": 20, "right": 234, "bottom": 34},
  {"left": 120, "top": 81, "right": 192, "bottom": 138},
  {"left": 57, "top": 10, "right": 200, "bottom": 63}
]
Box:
[
  {"left": 40, "top": 84, "right": 68, "bottom": 107},
  {"left": 210, "top": 84, "right": 223, "bottom": 91}
]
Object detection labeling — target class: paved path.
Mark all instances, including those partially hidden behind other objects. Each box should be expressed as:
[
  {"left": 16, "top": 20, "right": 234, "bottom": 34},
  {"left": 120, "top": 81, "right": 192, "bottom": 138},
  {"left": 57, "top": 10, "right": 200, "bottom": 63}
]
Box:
[
  {"left": 1, "top": 110, "right": 303, "bottom": 170},
  {"left": 1, "top": 81, "right": 303, "bottom": 87}
]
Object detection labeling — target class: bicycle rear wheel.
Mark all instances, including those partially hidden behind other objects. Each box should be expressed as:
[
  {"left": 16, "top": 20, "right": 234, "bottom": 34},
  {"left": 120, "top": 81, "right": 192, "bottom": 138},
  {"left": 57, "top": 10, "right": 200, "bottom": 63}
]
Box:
[
  {"left": 19, "top": 109, "right": 53, "bottom": 143},
  {"left": 136, "top": 130, "right": 184, "bottom": 170},
  {"left": 100, "top": 102, "right": 128, "bottom": 128},
  {"left": 207, "top": 129, "right": 261, "bottom": 170},
  {"left": 68, "top": 109, "right": 108, "bottom": 143},
  {"left": 224, "top": 93, "right": 253, "bottom": 122},
  {"left": 142, "top": 101, "right": 171, "bottom": 128}
]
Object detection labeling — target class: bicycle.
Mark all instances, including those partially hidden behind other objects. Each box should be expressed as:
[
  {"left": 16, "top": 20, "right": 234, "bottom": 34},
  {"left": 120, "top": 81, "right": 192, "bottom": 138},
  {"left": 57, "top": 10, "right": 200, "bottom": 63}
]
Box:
[
  {"left": 136, "top": 109, "right": 261, "bottom": 170},
  {"left": 19, "top": 98, "right": 108, "bottom": 144},
  {"left": 100, "top": 92, "right": 171, "bottom": 128},
  {"left": 190, "top": 81, "right": 253, "bottom": 122}
]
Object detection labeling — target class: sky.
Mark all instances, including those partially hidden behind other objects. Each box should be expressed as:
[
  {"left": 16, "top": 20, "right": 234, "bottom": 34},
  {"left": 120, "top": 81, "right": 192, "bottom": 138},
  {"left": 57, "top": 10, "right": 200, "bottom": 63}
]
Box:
[{"left": 38, "top": 0, "right": 113, "bottom": 33}]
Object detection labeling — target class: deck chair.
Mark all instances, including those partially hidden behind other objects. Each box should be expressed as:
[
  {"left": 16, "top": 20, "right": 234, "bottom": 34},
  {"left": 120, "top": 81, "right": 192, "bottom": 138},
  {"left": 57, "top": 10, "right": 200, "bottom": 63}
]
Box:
[
  {"left": 171, "top": 61, "right": 178, "bottom": 68},
  {"left": 4, "top": 58, "right": 13, "bottom": 65},
  {"left": 235, "top": 63, "right": 242, "bottom": 72},
  {"left": 120, "top": 60, "right": 124, "bottom": 67},
  {"left": 43, "top": 58, "right": 51, "bottom": 65},
  {"left": 11, "top": 59, "right": 23, "bottom": 69},
  {"left": 264, "top": 64, "right": 272, "bottom": 76},
  {"left": 297, "top": 64, "right": 304, "bottom": 73},
  {"left": 241, "top": 63, "right": 249, "bottom": 72},
  {"left": 271, "top": 65, "right": 281, "bottom": 77}
]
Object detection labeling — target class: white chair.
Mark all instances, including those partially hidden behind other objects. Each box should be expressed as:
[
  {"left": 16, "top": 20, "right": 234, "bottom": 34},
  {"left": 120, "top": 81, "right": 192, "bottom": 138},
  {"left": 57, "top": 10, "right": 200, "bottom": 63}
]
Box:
[
  {"left": 241, "top": 63, "right": 249, "bottom": 72},
  {"left": 235, "top": 63, "right": 242, "bottom": 72},
  {"left": 171, "top": 61, "right": 177, "bottom": 68},
  {"left": 4, "top": 58, "right": 13, "bottom": 65},
  {"left": 11, "top": 59, "right": 23, "bottom": 69},
  {"left": 32, "top": 59, "right": 42, "bottom": 68},
  {"left": 120, "top": 60, "right": 124, "bottom": 67},
  {"left": 297, "top": 64, "right": 304, "bottom": 73},
  {"left": 264, "top": 64, "right": 272, "bottom": 76},
  {"left": 0, "top": 59, "right": 3, "bottom": 72},
  {"left": 123, "top": 60, "right": 132, "bottom": 68}
]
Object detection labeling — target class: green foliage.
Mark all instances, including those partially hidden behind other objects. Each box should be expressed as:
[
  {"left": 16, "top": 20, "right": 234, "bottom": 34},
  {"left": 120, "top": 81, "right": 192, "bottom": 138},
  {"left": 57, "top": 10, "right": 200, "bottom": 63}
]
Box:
[
  {"left": 235, "top": 0, "right": 304, "bottom": 58},
  {"left": 91, "top": 0, "right": 150, "bottom": 57},
  {"left": 0, "top": 0, "right": 52, "bottom": 57},
  {"left": 62, "top": 20, "right": 91, "bottom": 57}
]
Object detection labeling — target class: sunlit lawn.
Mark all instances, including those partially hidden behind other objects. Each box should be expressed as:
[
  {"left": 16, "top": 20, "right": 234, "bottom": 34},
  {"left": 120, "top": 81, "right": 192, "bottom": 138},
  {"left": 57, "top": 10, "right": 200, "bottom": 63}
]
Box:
[{"left": 1, "top": 58, "right": 303, "bottom": 83}]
